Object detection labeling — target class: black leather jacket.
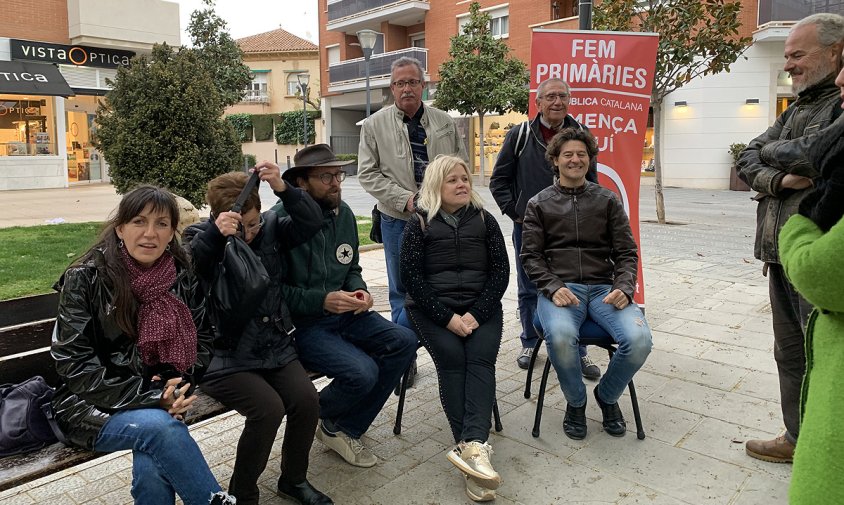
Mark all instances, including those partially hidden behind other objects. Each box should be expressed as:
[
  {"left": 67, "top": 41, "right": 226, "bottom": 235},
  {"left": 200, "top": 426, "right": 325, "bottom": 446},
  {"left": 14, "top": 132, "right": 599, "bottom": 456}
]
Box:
[
  {"left": 183, "top": 187, "right": 322, "bottom": 380},
  {"left": 521, "top": 182, "right": 638, "bottom": 301},
  {"left": 737, "top": 77, "right": 842, "bottom": 263},
  {"left": 490, "top": 114, "right": 597, "bottom": 221},
  {"left": 51, "top": 249, "right": 214, "bottom": 450}
]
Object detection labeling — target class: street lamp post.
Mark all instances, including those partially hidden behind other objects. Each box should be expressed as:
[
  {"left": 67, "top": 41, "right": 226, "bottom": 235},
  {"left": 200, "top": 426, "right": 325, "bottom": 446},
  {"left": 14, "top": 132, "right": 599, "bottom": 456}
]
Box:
[
  {"left": 297, "top": 72, "right": 310, "bottom": 146},
  {"left": 356, "top": 29, "right": 378, "bottom": 118}
]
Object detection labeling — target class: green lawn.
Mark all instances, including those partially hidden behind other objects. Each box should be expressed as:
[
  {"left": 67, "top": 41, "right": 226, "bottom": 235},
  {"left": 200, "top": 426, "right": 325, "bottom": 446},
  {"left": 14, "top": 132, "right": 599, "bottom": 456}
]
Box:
[
  {"left": 0, "top": 217, "right": 375, "bottom": 301},
  {"left": 0, "top": 222, "right": 102, "bottom": 300}
]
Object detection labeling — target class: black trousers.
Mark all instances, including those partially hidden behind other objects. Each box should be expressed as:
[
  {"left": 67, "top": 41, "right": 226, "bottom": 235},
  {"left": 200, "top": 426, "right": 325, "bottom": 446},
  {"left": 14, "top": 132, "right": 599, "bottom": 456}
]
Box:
[
  {"left": 407, "top": 307, "right": 502, "bottom": 443},
  {"left": 768, "top": 263, "right": 812, "bottom": 443},
  {"left": 200, "top": 360, "right": 319, "bottom": 505}
]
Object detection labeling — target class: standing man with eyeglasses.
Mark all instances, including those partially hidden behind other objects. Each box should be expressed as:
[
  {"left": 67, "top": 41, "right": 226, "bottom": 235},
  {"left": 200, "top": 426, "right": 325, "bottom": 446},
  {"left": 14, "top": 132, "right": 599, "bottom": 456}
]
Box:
[
  {"left": 273, "top": 144, "right": 418, "bottom": 469},
  {"left": 490, "top": 78, "right": 601, "bottom": 375},
  {"left": 359, "top": 57, "right": 467, "bottom": 320}
]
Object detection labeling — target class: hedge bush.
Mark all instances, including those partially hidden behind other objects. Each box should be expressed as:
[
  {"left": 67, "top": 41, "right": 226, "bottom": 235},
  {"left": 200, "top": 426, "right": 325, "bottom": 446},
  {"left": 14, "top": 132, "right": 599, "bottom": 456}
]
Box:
[
  {"left": 274, "top": 110, "right": 317, "bottom": 145},
  {"left": 252, "top": 114, "right": 275, "bottom": 141},
  {"left": 226, "top": 113, "right": 253, "bottom": 142}
]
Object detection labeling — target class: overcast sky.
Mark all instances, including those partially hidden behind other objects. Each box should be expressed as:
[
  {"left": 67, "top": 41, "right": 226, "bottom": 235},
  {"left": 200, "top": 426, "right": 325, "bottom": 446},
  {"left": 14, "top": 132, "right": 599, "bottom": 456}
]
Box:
[{"left": 172, "top": 0, "right": 319, "bottom": 44}]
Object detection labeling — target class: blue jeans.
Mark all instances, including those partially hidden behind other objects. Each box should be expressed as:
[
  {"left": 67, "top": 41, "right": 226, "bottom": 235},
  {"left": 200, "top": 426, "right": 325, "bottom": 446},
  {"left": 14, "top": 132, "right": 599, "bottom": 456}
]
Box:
[
  {"left": 294, "top": 311, "right": 417, "bottom": 438},
  {"left": 381, "top": 213, "right": 408, "bottom": 322},
  {"left": 93, "top": 408, "right": 222, "bottom": 505},
  {"left": 513, "top": 222, "right": 539, "bottom": 348},
  {"left": 514, "top": 222, "right": 587, "bottom": 359},
  {"left": 536, "top": 284, "right": 652, "bottom": 407}
]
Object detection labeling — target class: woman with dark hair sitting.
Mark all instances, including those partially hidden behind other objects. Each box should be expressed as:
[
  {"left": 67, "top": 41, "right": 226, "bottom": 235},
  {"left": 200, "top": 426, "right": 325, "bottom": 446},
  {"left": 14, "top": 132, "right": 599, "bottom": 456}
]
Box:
[
  {"left": 51, "top": 185, "right": 235, "bottom": 505},
  {"left": 399, "top": 155, "right": 510, "bottom": 502},
  {"left": 183, "top": 161, "right": 332, "bottom": 505}
]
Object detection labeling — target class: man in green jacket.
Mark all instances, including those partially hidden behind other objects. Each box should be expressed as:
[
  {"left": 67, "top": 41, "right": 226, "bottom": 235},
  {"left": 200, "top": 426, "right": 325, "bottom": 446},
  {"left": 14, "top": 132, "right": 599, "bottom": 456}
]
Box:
[{"left": 274, "top": 144, "right": 417, "bottom": 469}]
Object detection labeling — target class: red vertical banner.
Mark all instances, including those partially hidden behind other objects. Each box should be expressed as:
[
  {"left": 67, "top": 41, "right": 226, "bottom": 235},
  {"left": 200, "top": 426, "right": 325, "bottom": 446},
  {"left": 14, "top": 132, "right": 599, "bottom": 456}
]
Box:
[{"left": 530, "top": 30, "right": 658, "bottom": 306}]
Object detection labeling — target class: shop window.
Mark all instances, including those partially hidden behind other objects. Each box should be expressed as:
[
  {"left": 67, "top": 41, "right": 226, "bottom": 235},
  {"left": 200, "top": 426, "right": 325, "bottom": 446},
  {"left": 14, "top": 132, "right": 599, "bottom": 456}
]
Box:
[
  {"left": 65, "top": 95, "right": 104, "bottom": 183},
  {"left": 0, "top": 96, "right": 56, "bottom": 157},
  {"left": 776, "top": 97, "right": 792, "bottom": 117},
  {"left": 642, "top": 106, "right": 654, "bottom": 173}
]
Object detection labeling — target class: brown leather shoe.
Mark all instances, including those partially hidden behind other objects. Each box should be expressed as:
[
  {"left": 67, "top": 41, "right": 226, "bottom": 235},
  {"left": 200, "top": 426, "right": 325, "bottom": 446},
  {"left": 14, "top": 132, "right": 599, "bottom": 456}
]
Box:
[{"left": 745, "top": 435, "right": 795, "bottom": 463}]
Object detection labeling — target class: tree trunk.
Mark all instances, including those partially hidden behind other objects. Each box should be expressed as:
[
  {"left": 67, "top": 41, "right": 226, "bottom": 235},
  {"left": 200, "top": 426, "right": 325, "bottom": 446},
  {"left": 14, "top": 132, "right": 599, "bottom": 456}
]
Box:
[
  {"left": 478, "top": 112, "right": 486, "bottom": 185},
  {"left": 652, "top": 98, "right": 666, "bottom": 224}
]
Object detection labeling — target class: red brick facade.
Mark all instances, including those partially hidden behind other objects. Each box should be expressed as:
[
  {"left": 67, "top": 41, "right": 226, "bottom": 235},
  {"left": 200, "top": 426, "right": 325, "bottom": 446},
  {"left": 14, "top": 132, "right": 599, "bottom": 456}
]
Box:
[
  {"left": 0, "top": 0, "right": 69, "bottom": 44},
  {"left": 319, "top": 0, "right": 762, "bottom": 96}
]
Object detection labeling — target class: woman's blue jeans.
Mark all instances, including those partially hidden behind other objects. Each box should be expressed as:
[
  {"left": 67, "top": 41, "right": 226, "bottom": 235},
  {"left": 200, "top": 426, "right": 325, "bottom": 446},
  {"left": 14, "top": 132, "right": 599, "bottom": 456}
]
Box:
[
  {"left": 94, "top": 408, "right": 222, "bottom": 505},
  {"left": 536, "top": 283, "right": 652, "bottom": 407}
]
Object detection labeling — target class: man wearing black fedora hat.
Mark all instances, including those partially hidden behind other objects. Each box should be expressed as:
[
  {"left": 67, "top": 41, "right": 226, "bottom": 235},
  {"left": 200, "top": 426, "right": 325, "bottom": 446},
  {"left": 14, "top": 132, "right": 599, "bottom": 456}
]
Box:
[{"left": 274, "top": 144, "right": 418, "bottom": 468}]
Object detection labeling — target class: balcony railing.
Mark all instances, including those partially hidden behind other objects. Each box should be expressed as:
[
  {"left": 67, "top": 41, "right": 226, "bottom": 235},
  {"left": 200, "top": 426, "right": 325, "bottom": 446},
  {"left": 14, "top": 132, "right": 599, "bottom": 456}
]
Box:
[
  {"left": 758, "top": 0, "right": 844, "bottom": 26},
  {"left": 240, "top": 89, "right": 270, "bottom": 104},
  {"left": 328, "top": 0, "right": 421, "bottom": 22},
  {"left": 328, "top": 47, "right": 427, "bottom": 85}
]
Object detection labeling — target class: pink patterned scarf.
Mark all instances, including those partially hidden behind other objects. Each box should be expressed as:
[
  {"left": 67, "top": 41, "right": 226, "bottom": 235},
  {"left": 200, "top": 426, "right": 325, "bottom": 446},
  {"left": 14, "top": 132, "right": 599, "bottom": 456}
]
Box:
[{"left": 121, "top": 247, "right": 197, "bottom": 373}]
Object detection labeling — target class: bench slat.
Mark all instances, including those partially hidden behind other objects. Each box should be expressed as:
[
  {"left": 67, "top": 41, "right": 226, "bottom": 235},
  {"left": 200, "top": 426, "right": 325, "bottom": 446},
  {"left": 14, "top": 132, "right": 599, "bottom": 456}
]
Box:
[
  {"left": 0, "top": 293, "right": 59, "bottom": 328},
  {"left": 0, "top": 321, "right": 54, "bottom": 356},
  {"left": 1, "top": 351, "right": 59, "bottom": 387}
]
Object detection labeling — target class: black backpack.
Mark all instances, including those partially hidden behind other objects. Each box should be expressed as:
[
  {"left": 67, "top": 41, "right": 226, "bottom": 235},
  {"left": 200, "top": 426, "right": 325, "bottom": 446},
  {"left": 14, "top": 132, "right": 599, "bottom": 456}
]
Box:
[{"left": 0, "top": 376, "right": 65, "bottom": 456}]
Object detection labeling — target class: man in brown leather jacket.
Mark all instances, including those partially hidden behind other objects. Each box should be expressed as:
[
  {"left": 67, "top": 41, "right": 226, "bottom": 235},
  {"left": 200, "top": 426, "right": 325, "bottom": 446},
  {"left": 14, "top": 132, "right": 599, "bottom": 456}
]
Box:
[
  {"left": 521, "top": 128, "right": 652, "bottom": 441},
  {"left": 737, "top": 13, "right": 844, "bottom": 464}
]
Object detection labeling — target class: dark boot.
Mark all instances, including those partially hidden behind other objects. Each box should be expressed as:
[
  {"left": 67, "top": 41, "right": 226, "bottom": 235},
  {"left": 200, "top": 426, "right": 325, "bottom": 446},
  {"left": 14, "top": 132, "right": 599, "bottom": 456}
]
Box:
[
  {"left": 563, "top": 403, "right": 587, "bottom": 440},
  {"left": 593, "top": 387, "right": 626, "bottom": 437},
  {"left": 277, "top": 478, "right": 334, "bottom": 505}
]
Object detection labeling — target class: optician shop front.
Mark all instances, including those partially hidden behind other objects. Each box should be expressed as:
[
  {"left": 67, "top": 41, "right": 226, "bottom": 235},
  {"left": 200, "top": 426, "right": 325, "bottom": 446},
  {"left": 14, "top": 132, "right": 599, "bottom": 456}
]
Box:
[{"left": 0, "top": 38, "right": 133, "bottom": 191}]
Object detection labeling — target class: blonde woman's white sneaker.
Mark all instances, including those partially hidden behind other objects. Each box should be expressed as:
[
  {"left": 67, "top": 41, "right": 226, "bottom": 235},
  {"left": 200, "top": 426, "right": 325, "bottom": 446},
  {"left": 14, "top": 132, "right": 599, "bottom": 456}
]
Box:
[
  {"left": 465, "top": 475, "right": 496, "bottom": 502},
  {"left": 447, "top": 441, "right": 501, "bottom": 489}
]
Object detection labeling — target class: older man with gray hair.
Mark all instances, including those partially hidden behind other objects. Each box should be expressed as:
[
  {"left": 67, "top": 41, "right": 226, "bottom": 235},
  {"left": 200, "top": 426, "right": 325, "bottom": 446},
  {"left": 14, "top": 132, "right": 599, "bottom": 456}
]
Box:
[
  {"left": 358, "top": 57, "right": 467, "bottom": 331},
  {"left": 490, "top": 78, "right": 600, "bottom": 374},
  {"left": 737, "top": 12, "right": 844, "bottom": 464}
]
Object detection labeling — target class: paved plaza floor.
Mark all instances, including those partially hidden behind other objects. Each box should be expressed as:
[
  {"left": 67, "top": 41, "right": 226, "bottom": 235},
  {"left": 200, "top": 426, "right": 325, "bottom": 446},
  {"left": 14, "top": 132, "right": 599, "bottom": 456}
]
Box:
[{"left": 0, "top": 179, "right": 791, "bottom": 504}]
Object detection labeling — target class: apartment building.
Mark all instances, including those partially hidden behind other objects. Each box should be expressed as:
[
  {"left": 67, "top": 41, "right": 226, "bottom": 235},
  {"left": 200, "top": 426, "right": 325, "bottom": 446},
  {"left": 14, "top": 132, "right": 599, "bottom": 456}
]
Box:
[
  {"left": 228, "top": 28, "right": 320, "bottom": 166},
  {"left": 318, "top": 0, "right": 843, "bottom": 189},
  {"left": 0, "top": 0, "right": 180, "bottom": 191}
]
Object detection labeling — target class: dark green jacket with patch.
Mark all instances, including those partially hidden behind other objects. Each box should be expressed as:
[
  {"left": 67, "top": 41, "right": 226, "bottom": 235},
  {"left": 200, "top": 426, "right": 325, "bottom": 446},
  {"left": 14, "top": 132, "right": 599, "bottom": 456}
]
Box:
[{"left": 272, "top": 200, "right": 367, "bottom": 322}]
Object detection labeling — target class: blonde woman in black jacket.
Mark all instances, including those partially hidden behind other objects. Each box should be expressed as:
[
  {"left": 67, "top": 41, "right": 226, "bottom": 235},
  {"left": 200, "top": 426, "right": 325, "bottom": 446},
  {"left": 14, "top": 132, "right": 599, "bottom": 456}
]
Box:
[{"left": 400, "top": 155, "right": 510, "bottom": 502}]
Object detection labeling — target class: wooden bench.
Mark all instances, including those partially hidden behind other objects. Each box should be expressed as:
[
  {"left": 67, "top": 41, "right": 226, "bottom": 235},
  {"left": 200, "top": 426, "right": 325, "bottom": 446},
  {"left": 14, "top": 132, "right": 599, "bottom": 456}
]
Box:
[
  {"left": 0, "top": 293, "right": 419, "bottom": 493},
  {"left": 0, "top": 293, "right": 230, "bottom": 492}
]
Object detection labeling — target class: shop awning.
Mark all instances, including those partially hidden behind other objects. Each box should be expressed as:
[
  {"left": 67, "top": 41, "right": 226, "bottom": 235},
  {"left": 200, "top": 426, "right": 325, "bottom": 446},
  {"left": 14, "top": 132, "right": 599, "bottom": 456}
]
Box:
[{"left": 0, "top": 60, "right": 75, "bottom": 97}]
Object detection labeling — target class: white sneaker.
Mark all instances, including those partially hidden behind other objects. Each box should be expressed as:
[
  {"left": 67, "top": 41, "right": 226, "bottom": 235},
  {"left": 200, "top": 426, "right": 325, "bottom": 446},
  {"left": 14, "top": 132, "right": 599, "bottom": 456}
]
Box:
[
  {"left": 465, "top": 475, "right": 496, "bottom": 502},
  {"left": 315, "top": 421, "right": 377, "bottom": 467},
  {"left": 447, "top": 441, "right": 501, "bottom": 489}
]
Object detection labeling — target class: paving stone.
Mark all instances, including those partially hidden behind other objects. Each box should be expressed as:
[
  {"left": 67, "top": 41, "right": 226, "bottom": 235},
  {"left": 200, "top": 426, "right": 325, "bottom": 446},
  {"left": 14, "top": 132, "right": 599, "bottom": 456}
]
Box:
[
  {"left": 732, "top": 473, "right": 790, "bottom": 505},
  {"left": 677, "top": 417, "right": 791, "bottom": 482},
  {"left": 650, "top": 379, "right": 783, "bottom": 433},
  {"left": 616, "top": 485, "right": 692, "bottom": 505},
  {"left": 643, "top": 348, "right": 748, "bottom": 391},
  {"left": 569, "top": 435, "right": 751, "bottom": 504},
  {"left": 732, "top": 370, "right": 781, "bottom": 403}
]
